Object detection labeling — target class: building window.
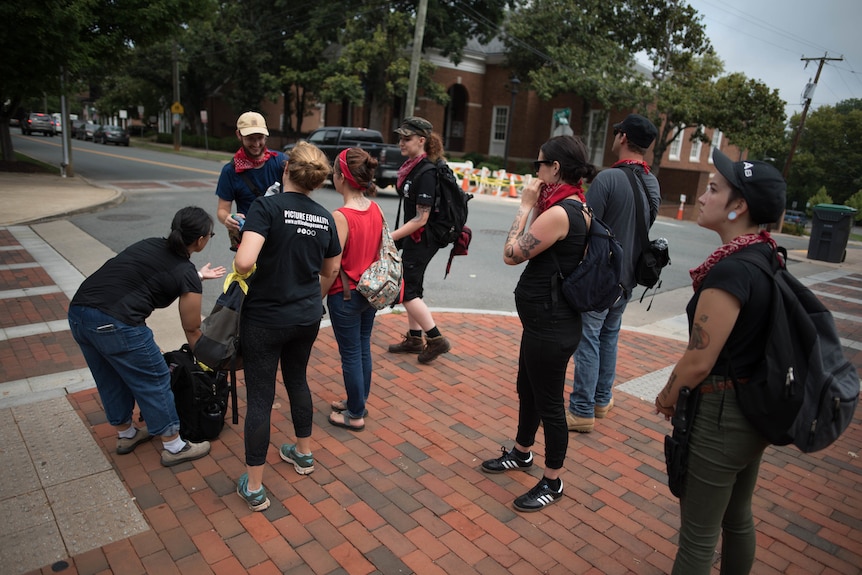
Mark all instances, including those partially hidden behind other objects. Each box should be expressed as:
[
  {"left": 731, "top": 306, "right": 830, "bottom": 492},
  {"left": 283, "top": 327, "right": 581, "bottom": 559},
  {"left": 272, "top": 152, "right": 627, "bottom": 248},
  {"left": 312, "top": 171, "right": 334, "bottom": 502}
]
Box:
[
  {"left": 492, "top": 106, "right": 508, "bottom": 142},
  {"left": 689, "top": 126, "right": 704, "bottom": 162},
  {"left": 709, "top": 130, "right": 723, "bottom": 163},
  {"left": 668, "top": 126, "right": 684, "bottom": 161}
]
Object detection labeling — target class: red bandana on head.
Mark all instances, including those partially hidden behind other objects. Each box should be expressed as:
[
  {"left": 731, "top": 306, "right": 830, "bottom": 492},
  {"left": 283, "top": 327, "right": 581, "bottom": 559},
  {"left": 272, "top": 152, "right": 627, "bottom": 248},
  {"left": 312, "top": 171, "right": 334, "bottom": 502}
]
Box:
[
  {"left": 689, "top": 230, "right": 777, "bottom": 291},
  {"left": 233, "top": 147, "right": 277, "bottom": 173}
]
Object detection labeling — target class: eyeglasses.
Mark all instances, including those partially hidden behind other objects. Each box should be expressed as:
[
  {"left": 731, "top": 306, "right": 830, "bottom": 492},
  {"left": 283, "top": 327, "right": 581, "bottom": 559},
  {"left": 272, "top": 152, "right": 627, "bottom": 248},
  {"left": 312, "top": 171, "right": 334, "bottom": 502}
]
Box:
[
  {"left": 613, "top": 128, "right": 622, "bottom": 137},
  {"left": 208, "top": 232, "right": 215, "bottom": 238},
  {"left": 532, "top": 160, "right": 554, "bottom": 171}
]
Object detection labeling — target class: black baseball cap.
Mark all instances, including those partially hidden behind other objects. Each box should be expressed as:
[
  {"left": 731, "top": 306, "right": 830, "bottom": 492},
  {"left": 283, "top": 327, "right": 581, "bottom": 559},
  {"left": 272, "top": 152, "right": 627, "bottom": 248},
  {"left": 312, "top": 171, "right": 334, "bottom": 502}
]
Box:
[
  {"left": 613, "top": 114, "right": 657, "bottom": 149},
  {"left": 394, "top": 116, "right": 432, "bottom": 137},
  {"left": 712, "top": 148, "right": 786, "bottom": 224}
]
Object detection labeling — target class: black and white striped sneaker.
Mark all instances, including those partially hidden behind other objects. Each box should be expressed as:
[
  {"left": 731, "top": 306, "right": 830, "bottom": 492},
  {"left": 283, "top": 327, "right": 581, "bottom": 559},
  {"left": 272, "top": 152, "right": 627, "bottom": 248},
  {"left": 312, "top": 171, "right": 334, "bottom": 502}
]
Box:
[
  {"left": 513, "top": 477, "right": 563, "bottom": 512},
  {"left": 481, "top": 446, "right": 533, "bottom": 474}
]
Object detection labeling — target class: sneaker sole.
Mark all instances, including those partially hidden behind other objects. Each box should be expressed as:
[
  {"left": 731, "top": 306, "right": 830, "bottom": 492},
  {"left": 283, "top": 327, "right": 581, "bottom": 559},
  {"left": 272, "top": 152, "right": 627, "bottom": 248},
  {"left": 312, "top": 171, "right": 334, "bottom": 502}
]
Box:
[
  {"left": 237, "top": 486, "right": 271, "bottom": 512},
  {"left": 161, "top": 446, "right": 210, "bottom": 467},
  {"left": 513, "top": 495, "right": 561, "bottom": 513},
  {"left": 279, "top": 450, "right": 315, "bottom": 475},
  {"left": 481, "top": 464, "right": 533, "bottom": 474}
]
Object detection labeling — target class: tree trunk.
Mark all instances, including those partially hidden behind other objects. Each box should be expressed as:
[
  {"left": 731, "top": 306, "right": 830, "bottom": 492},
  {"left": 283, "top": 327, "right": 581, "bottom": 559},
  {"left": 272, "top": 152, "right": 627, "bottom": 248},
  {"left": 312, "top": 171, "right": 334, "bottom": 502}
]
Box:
[{"left": 0, "top": 122, "right": 14, "bottom": 162}]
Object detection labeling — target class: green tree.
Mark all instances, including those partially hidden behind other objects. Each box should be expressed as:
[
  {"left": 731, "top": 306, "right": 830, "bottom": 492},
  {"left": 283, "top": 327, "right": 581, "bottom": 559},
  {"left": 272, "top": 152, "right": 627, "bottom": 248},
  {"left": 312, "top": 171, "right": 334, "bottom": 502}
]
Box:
[
  {"left": 807, "top": 186, "right": 833, "bottom": 214},
  {"left": 0, "top": 0, "right": 208, "bottom": 161},
  {"left": 704, "top": 73, "right": 786, "bottom": 161},
  {"left": 844, "top": 189, "right": 862, "bottom": 221},
  {"left": 788, "top": 100, "right": 862, "bottom": 205}
]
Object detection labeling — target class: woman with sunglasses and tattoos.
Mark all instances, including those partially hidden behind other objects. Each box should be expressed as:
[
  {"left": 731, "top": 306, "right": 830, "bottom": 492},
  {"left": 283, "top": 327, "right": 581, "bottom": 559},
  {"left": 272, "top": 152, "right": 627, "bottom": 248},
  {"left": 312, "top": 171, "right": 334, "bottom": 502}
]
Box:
[{"left": 480, "top": 135, "right": 596, "bottom": 512}]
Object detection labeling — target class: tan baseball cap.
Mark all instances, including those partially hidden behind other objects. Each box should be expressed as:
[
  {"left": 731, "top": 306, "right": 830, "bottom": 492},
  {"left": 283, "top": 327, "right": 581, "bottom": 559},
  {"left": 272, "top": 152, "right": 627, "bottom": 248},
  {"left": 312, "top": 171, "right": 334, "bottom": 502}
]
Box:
[{"left": 237, "top": 112, "right": 269, "bottom": 136}]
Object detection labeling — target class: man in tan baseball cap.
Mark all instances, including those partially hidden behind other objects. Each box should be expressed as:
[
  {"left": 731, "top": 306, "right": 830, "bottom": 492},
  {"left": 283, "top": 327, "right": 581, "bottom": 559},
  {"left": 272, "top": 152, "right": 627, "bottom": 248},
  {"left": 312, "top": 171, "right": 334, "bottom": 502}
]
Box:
[
  {"left": 236, "top": 111, "right": 270, "bottom": 137},
  {"left": 216, "top": 112, "right": 285, "bottom": 250}
]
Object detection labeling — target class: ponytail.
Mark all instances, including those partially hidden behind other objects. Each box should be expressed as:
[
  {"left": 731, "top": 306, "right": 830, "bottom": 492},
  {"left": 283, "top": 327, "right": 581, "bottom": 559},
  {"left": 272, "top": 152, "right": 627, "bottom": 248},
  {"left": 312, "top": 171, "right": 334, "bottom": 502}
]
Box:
[{"left": 168, "top": 206, "right": 213, "bottom": 257}]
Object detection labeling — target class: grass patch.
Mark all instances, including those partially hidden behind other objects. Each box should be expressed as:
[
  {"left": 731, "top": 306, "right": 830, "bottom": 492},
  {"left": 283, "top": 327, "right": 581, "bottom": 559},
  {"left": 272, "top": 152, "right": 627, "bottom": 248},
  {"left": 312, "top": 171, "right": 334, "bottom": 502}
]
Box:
[{"left": 0, "top": 153, "right": 61, "bottom": 174}]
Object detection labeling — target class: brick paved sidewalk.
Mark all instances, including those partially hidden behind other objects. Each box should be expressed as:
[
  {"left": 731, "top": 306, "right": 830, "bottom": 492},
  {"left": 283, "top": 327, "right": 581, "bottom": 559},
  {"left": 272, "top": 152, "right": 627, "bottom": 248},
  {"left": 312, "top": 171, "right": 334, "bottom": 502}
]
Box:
[{"left": 20, "top": 310, "right": 861, "bottom": 575}]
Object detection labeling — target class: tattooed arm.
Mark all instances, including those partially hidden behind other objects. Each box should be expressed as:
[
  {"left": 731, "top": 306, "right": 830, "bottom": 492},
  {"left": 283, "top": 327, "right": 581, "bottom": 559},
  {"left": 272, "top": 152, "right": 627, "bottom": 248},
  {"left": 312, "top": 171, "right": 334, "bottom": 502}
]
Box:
[
  {"left": 503, "top": 179, "right": 569, "bottom": 265},
  {"left": 655, "top": 288, "right": 742, "bottom": 418},
  {"left": 391, "top": 204, "right": 431, "bottom": 242}
]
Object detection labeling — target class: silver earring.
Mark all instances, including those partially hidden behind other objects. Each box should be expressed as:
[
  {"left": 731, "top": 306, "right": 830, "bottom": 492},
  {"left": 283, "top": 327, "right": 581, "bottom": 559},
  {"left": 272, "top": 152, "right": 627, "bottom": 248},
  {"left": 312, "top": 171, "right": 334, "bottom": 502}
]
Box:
[{"left": 728, "top": 211, "right": 738, "bottom": 221}]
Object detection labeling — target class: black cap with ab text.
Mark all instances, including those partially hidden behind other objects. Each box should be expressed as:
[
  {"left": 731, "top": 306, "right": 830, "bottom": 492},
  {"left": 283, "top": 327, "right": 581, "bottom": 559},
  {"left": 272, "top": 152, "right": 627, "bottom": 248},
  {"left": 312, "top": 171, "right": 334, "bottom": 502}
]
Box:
[
  {"left": 712, "top": 148, "right": 786, "bottom": 224},
  {"left": 394, "top": 116, "right": 432, "bottom": 137}
]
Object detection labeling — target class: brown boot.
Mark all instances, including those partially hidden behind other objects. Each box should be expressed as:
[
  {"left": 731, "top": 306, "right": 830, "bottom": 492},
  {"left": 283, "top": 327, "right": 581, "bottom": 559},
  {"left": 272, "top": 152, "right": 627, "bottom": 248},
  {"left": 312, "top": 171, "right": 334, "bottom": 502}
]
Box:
[
  {"left": 418, "top": 335, "right": 451, "bottom": 364},
  {"left": 388, "top": 333, "right": 424, "bottom": 354}
]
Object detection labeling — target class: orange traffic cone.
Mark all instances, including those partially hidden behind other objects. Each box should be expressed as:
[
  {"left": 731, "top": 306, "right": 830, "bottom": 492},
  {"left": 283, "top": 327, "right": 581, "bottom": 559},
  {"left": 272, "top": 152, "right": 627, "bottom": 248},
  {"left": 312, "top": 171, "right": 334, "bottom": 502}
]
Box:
[
  {"left": 461, "top": 170, "right": 470, "bottom": 192},
  {"left": 676, "top": 199, "right": 685, "bottom": 220},
  {"left": 508, "top": 175, "right": 518, "bottom": 198}
]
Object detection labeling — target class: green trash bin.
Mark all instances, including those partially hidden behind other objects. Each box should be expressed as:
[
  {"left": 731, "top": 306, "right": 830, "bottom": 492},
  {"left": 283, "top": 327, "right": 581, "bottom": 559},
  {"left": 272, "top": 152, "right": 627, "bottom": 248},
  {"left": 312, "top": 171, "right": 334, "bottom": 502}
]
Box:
[{"left": 807, "top": 204, "right": 857, "bottom": 263}]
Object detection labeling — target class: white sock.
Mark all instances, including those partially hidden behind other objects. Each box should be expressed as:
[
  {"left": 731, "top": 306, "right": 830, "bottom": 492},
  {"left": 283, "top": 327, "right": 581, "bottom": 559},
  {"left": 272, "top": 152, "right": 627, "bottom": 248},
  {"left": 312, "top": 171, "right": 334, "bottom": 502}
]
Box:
[
  {"left": 163, "top": 436, "right": 187, "bottom": 453},
  {"left": 118, "top": 425, "right": 138, "bottom": 439}
]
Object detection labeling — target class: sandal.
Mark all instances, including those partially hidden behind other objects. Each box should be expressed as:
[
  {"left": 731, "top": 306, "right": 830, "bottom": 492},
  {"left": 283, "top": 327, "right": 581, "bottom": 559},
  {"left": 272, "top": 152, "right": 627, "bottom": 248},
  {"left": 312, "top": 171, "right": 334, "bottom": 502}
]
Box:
[
  {"left": 328, "top": 412, "right": 365, "bottom": 432},
  {"left": 330, "top": 399, "right": 368, "bottom": 417}
]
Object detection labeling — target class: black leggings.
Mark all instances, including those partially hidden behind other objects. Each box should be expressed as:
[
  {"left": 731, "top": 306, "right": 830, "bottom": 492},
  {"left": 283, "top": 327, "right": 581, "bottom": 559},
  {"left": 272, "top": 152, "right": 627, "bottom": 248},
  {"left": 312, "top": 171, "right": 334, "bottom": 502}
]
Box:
[
  {"left": 241, "top": 320, "right": 320, "bottom": 467},
  {"left": 514, "top": 297, "right": 582, "bottom": 470}
]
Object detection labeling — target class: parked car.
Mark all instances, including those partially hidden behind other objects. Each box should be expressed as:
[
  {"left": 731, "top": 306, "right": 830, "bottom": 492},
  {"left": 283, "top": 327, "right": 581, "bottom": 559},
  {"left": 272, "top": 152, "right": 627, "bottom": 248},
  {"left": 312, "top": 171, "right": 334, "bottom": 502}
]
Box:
[
  {"left": 94, "top": 125, "right": 130, "bottom": 146},
  {"left": 21, "top": 113, "right": 56, "bottom": 136},
  {"left": 51, "top": 113, "right": 78, "bottom": 134},
  {"left": 284, "top": 127, "right": 406, "bottom": 188},
  {"left": 74, "top": 122, "right": 99, "bottom": 141},
  {"left": 784, "top": 210, "right": 808, "bottom": 226}
]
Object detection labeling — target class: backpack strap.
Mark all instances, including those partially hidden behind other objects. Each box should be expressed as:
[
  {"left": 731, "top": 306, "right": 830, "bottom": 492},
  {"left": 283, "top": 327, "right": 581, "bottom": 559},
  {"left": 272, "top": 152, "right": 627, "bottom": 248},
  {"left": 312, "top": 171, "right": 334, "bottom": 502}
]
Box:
[
  {"left": 617, "top": 165, "right": 652, "bottom": 258},
  {"left": 548, "top": 200, "right": 590, "bottom": 308},
  {"left": 234, "top": 159, "right": 265, "bottom": 197}
]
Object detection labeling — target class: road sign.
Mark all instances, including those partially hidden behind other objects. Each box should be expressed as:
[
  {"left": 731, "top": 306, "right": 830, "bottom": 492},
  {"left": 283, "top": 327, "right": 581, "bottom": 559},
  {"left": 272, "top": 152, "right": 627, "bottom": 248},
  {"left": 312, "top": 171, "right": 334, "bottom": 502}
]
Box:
[
  {"left": 200, "top": 110, "right": 208, "bottom": 124},
  {"left": 171, "top": 102, "right": 184, "bottom": 114}
]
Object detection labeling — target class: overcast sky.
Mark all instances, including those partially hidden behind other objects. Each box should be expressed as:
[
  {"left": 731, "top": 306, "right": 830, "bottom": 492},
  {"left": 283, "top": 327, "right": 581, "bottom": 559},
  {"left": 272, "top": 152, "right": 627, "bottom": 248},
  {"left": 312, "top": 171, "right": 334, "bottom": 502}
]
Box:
[{"left": 682, "top": 0, "right": 861, "bottom": 119}]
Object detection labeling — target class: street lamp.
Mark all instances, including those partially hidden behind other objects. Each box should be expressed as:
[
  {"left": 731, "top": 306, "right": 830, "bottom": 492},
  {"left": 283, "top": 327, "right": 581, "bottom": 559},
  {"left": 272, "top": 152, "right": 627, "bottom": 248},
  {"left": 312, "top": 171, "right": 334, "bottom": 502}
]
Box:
[{"left": 502, "top": 75, "right": 520, "bottom": 171}]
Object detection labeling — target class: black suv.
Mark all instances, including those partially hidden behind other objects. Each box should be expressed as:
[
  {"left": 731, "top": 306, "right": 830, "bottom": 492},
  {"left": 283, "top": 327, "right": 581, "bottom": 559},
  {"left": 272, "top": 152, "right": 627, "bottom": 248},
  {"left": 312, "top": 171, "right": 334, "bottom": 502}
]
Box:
[{"left": 22, "top": 113, "right": 56, "bottom": 136}]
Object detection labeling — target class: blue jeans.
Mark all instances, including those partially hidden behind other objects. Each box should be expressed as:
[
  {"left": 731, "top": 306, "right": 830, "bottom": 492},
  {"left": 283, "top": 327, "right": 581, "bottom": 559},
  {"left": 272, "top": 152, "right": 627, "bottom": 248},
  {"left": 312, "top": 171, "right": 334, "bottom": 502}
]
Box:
[
  {"left": 327, "top": 291, "right": 377, "bottom": 418},
  {"left": 569, "top": 292, "right": 630, "bottom": 417},
  {"left": 672, "top": 388, "right": 769, "bottom": 574},
  {"left": 68, "top": 305, "right": 180, "bottom": 437}
]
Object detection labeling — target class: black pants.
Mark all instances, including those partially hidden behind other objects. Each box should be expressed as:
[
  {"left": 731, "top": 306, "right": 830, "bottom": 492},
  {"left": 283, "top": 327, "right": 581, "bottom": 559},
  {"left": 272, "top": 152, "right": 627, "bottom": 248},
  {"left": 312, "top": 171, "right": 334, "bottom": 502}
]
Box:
[
  {"left": 240, "top": 320, "right": 319, "bottom": 466},
  {"left": 514, "top": 297, "right": 582, "bottom": 470}
]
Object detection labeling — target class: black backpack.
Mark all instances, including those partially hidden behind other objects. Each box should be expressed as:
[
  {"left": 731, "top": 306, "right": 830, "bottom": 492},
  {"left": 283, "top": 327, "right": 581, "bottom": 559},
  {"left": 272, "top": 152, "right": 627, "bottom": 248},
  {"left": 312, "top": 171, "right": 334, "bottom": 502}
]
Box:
[
  {"left": 164, "top": 344, "right": 232, "bottom": 442},
  {"left": 730, "top": 246, "right": 859, "bottom": 453},
  {"left": 552, "top": 200, "right": 624, "bottom": 313},
  {"left": 417, "top": 158, "right": 473, "bottom": 249}
]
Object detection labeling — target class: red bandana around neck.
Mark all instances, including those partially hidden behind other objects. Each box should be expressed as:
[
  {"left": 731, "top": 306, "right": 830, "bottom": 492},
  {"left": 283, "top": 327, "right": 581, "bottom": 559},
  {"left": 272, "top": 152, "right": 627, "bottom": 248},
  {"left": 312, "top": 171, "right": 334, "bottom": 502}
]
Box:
[
  {"left": 613, "top": 159, "right": 651, "bottom": 174},
  {"left": 397, "top": 154, "right": 428, "bottom": 190},
  {"left": 233, "top": 147, "right": 277, "bottom": 173},
  {"left": 536, "top": 181, "right": 586, "bottom": 214},
  {"left": 689, "top": 230, "right": 777, "bottom": 291}
]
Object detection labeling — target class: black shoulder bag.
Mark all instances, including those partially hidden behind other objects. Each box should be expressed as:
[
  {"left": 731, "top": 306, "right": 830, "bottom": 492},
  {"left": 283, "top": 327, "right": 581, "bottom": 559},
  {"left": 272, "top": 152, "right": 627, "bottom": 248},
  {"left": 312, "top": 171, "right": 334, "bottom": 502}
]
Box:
[{"left": 618, "top": 166, "right": 670, "bottom": 305}]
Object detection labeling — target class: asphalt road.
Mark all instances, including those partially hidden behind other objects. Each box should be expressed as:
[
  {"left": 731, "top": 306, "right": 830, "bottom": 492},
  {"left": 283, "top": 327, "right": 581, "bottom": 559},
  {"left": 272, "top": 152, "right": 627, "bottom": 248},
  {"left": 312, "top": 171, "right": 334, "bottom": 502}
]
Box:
[{"left": 11, "top": 132, "right": 813, "bottom": 315}]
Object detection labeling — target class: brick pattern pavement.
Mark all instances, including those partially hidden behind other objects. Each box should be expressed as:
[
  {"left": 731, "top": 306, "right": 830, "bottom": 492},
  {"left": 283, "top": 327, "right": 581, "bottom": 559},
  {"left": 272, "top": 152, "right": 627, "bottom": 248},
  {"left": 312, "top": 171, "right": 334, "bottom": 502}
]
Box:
[
  {"left": 16, "top": 312, "right": 862, "bottom": 575},
  {"left": 3, "top": 229, "right": 860, "bottom": 575}
]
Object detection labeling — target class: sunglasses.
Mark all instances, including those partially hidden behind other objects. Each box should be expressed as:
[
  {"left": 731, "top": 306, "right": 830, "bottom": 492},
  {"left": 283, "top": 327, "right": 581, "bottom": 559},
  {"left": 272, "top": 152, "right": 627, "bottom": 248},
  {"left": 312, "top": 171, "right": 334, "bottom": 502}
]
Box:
[
  {"left": 613, "top": 128, "right": 622, "bottom": 136},
  {"left": 208, "top": 232, "right": 215, "bottom": 238},
  {"left": 532, "top": 160, "right": 554, "bottom": 170}
]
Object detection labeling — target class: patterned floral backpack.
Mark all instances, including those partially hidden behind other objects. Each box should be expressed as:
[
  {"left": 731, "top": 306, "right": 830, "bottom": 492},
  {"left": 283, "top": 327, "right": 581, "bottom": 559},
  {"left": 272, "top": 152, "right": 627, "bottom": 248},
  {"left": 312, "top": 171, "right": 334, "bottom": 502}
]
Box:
[{"left": 340, "top": 204, "right": 404, "bottom": 310}]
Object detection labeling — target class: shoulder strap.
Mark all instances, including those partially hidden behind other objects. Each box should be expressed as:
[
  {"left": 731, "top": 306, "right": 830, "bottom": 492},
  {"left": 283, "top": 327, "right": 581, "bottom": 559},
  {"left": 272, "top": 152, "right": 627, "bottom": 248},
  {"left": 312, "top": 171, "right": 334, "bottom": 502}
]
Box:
[
  {"left": 234, "top": 159, "right": 264, "bottom": 197},
  {"left": 617, "top": 165, "right": 650, "bottom": 249}
]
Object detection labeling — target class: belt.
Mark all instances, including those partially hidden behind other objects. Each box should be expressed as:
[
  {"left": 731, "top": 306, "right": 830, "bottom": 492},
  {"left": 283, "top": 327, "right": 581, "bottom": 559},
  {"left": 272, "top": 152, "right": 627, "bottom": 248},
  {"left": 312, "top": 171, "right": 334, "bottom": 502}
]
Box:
[{"left": 699, "top": 375, "right": 749, "bottom": 395}]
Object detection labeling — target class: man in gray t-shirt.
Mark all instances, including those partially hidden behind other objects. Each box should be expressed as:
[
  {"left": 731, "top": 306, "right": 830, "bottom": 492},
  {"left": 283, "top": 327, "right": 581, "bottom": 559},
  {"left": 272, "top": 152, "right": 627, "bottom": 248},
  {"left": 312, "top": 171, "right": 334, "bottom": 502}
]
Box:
[{"left": 567, "top": 114, "right": 661, "bottom": 433}]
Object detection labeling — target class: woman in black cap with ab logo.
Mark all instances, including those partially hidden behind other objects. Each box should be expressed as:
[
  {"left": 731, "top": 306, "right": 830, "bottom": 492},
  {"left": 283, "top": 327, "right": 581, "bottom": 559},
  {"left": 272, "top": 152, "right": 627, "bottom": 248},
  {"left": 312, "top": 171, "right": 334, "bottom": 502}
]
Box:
[
  {"left": 387, "top": 116, "right": 451, "bottom": 364},
  {"left": 655, "top": 148, "right": 786, "bottom": 574}
]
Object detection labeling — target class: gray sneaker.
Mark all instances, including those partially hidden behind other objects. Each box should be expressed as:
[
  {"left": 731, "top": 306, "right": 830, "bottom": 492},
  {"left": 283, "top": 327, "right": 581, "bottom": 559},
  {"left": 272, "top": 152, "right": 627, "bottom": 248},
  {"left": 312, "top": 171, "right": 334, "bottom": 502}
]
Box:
[
  {"left": 161, "top": 440, "right": 211, "bottom": 467},
  {"left": 116, "top": 426, "right": 151, "bottom": 455},
  {"left": 279, "top": 443, "right": 314, "bottom": 475}
]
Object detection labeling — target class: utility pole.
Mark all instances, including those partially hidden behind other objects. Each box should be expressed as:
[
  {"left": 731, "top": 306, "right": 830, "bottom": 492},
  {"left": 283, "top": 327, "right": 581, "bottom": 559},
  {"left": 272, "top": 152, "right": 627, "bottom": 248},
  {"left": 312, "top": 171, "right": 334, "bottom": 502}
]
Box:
[
  {"left": 405, "top": 0, "right": 429, "bottom": 118},
  {"left": 782, "top": 53, "right": 843, "bottom": 180},
  {"left": 172, "top": 41, "right": 180, "bottom": 151}
]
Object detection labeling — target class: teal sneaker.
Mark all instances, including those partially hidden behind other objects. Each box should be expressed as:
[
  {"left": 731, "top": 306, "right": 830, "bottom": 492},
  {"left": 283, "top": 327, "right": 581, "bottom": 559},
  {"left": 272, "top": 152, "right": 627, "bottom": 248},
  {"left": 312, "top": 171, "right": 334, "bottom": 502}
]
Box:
[
  {"left": 279, "top": 443, "right": 315, "bottom": 475},
  {"left": 236, "top": 473, "right": 270, "bottom": 512}
]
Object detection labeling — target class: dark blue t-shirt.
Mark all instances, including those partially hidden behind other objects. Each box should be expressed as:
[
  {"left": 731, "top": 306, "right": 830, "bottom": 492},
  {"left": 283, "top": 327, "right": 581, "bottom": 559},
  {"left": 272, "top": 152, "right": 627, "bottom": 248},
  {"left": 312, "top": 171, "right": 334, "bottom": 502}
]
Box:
[{"left": 215, "top": 151, "right": 286, "bottom": 215}]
